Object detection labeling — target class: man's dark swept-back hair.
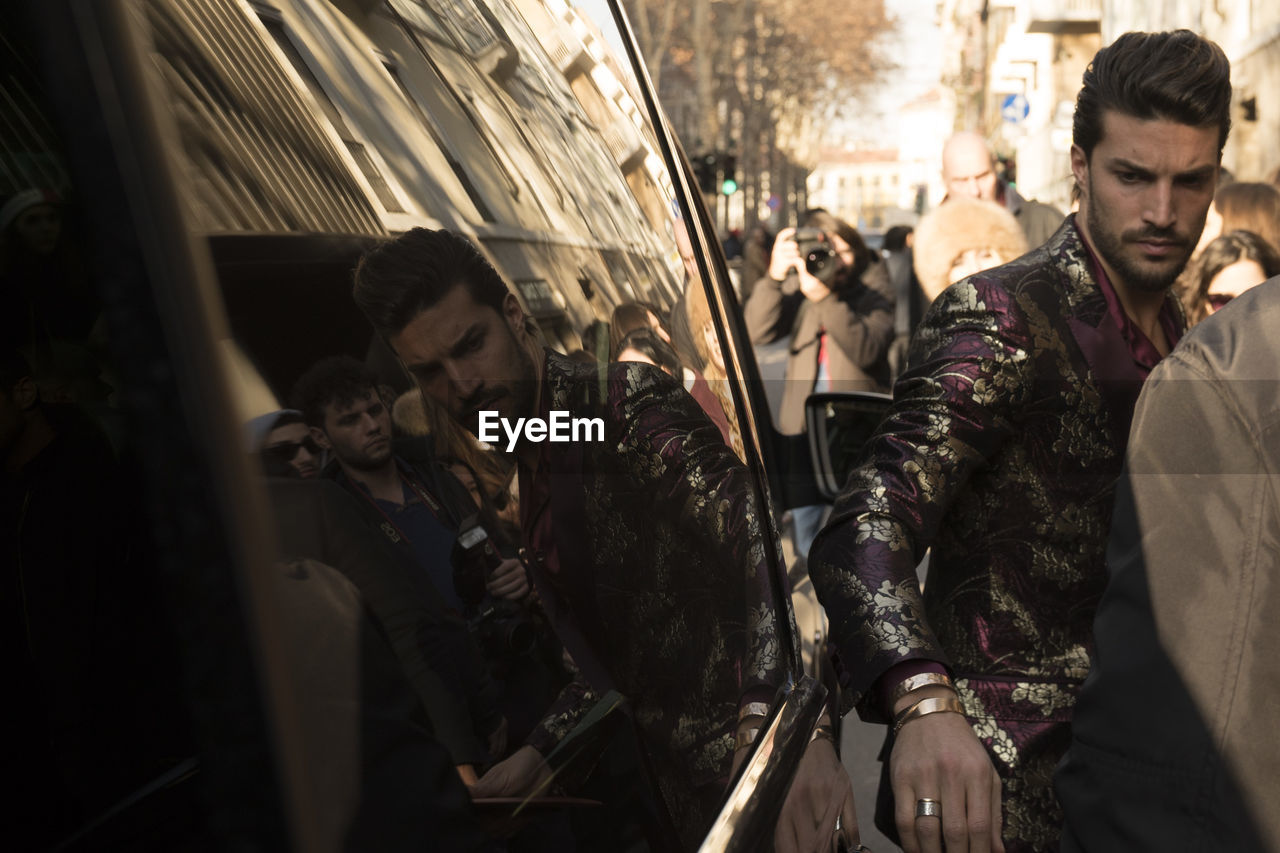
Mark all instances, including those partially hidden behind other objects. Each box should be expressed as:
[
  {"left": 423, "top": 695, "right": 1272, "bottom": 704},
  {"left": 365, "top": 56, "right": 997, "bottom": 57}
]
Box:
[
  {"left": 290, "top": 356, "right": 380, "bottom": 429},
  {"left": 353, "top": 228, "right": 511, "bottom": 337},
  {"left": 1074, "top": 30, "right": 1231, "bottom": 161}
]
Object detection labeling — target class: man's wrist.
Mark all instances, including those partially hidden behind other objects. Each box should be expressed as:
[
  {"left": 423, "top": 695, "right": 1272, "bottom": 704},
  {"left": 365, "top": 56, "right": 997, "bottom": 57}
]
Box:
[
  {"left": 892, "top": 693, "right": 965, "bottom": 736},
  {"left": 876, "top": 661, "right": 951, "bottom": 718}
]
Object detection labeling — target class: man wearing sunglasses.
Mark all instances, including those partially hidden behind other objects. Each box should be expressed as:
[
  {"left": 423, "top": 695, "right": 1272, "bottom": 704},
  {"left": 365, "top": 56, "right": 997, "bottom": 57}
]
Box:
[{"left": 250, "top": 410, "right": 322, "bottom": 479}]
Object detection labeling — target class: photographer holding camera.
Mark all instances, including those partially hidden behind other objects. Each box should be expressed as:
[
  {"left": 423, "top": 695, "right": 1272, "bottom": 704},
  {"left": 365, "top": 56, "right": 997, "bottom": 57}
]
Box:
[
  {"left": 745, "top": 209, "right": 895, "bottom": 560},
  {"left": 290, "top": 356, "right": 565, "bottom": 785}
]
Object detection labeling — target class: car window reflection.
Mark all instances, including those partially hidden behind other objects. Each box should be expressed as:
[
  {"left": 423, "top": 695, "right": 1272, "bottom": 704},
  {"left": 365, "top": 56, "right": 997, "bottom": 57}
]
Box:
[{"left": 4, "top": 0, "right": 795, "bottom": 847}]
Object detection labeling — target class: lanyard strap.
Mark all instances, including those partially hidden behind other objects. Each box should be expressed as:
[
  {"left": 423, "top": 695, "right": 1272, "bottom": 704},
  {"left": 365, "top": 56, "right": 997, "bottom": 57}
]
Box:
[
  {"left": 399, "top": 469, "right": 444, "bottom": 517},
  {"left": 355, "top": 467, "right": 448, "bottom": 547}
]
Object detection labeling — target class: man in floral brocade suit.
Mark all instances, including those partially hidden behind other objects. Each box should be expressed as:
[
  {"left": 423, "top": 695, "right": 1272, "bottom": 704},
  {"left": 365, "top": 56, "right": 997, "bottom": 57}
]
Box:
[
  {"left": 351, "top": 228, "right": 860, "bottom": 851},
  {"left": 808, "top": 31, "right": 1232, "bottom": 853}
]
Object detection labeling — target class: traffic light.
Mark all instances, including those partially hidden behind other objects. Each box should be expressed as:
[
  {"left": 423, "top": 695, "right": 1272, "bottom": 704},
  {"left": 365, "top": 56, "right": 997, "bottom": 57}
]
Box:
[
  {"left": 720, "top": 154, "right": 738, "bottom": 195},
  {"left": 694, "top": 152, "right": 718, "bottom": 193}
]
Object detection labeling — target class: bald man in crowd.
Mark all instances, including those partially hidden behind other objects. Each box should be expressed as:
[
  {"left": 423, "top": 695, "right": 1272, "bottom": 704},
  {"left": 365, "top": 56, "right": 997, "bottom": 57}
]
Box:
[{"left": 942, "top": 131, "right": 1064, "bottom": 249}]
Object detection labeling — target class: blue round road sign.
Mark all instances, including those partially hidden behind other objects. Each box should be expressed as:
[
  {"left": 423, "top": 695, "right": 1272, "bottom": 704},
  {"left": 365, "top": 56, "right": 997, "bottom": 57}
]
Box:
[{"left": 1001, "top": 93, "right": 1030, "bottom": 124}]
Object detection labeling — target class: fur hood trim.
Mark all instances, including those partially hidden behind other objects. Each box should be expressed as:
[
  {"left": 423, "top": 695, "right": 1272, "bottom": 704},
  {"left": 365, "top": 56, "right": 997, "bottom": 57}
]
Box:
[{"left": 914, "top": 197, "right": 1028, "bottom": 301}]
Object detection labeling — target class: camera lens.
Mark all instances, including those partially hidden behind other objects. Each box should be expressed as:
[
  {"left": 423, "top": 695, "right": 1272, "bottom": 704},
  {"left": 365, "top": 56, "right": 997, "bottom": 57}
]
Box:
[
  {"left": 805, "top": 246, "right": 834, "bottom": 276},
  {"left": 504, "top": 620, "right": 537, "bottom": 656}
]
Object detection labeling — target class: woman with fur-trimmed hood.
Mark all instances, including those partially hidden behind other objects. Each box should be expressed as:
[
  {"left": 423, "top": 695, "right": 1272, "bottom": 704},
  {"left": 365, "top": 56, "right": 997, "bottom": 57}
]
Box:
[{"left": 913, "top": 196, "right": 1029, "bottom": 303}]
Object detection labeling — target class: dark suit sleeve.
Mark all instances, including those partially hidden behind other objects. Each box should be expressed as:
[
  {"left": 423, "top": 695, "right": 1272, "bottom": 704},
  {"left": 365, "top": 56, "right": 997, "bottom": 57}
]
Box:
[
  {"left": 286, "top": 481, "right": 497, "bottom": 765},
  {"left": 807, "top": 275, "right": 1035, "bottom": 718},
  {"left": 272, "top": 555, "right": 487, "bottom": 851},
  {"left": 526, "top": 671, "right": 598, "bottom": 758}
]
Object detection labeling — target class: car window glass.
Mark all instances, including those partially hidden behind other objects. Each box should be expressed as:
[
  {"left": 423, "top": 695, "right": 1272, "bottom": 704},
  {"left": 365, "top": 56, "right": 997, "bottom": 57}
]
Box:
[
  {"left": 2, "top": 7, "right": 284, "bottom": 846},
  {"left": 4, "top": 0, "right": 798, "bottom": 846}
]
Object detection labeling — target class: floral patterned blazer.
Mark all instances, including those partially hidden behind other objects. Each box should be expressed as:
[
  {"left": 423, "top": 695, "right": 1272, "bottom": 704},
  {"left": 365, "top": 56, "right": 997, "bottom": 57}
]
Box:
[
  {"left": 522, "top": 350, "right": 795, "bottom": 849},
  {"left": 808, "top": 216, "right": 1184, "bottom": 851}
]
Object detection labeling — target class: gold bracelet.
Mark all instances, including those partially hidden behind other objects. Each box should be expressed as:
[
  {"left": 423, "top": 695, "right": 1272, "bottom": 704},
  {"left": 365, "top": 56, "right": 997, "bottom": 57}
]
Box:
[
  {"left": 809, "top": 724, "right": 836, "bottom": 745},
  {"left": 738, "top": 701, "right": 771, "bottom": 722},
  {"left": 888, "top": 672, "right": 955, "bottom": 708},
  {"left": 892, "top": 695, "right": 965, "bottom": 736},
  {"left": 735, "top": 726, "right": 761, "bottom": 750},
  {"left": 891, "top": 696, "right": 925, "bottom": 732}
]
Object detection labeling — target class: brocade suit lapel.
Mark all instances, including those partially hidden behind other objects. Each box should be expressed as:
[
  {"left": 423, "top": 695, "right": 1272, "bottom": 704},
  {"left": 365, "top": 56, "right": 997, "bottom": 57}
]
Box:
[
  {"left": 1064, "top": 313, "right": 1143, "bottom": 458},
  {"left": 1053, "top": 230, "right": 1181, "bottom": 458}
]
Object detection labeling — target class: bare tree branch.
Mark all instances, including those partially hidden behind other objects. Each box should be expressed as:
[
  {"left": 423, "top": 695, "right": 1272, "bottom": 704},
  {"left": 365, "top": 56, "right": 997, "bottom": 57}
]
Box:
[{"left": 622, "top": 0, "right": 894, "bottom": 219}]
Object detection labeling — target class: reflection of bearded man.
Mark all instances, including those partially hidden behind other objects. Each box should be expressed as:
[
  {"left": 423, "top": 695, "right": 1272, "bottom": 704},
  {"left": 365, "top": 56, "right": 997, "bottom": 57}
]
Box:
[
  {"left": 452, "top": 320, "right": 537, "bottom": 441},
  {"left": 353, "top": 227, "right": 860, "bottom": 851}
]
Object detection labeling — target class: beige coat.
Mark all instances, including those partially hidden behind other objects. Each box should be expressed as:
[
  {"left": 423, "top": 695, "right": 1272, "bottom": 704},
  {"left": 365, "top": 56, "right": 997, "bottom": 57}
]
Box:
[
  {"left": 744, "top": 259, "right": 895, "bottom": 434},
  {"left": 1057, "top": 276, "right": 1280, "bottom": 851}
]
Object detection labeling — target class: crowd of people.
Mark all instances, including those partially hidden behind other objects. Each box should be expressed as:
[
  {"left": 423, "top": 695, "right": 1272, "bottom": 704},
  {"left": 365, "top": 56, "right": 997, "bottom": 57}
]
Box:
[{"left": 6, "top": 23, "right": 1280, "bottom": 853}]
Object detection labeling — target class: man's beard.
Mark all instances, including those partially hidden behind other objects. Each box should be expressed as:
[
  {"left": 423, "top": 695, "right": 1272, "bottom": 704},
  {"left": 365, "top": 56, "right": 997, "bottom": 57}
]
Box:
[
  {"left": 1086, "top": 176, "right": 1195, "bottom": 294},
  {"left": 456, "top": 329, "right": 538, "bottom": 441},
  {"left": 341, "top": 438, "right": 392, "bottom": 472}
]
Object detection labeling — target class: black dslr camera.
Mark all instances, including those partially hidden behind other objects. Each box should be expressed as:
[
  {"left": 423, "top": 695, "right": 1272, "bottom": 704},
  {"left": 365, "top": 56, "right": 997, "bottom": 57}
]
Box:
[
  {"left": 792, "top": 227, "right": 840, "bottom": 285},
  {"left": 453, "top": 515, "right": 536, "bottom": 658}
]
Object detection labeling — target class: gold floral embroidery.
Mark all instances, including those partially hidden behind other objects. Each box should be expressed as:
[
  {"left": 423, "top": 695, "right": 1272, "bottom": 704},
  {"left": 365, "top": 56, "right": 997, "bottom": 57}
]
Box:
[
  {"left": 746, "top": 602, "right": 781, "bottom": 681},
  {"left": 1060, "top": 644, "right": 1092, "bottom": 681},
  {"left": 847, "top": 470, "right": 892, "bottom": 515},
  {"left": 972, "top": 715, "right": 1020, "bottom": 769},
  {"left": 923, "top": 410, "right": 951, "bottom": 443},
  {"left": 949, "top": 280, "right": 986, "bottom": 314},
  {"left": 853, "top": 513, "right": 910, "bottom": 551},
  {"left": 1001, "top": 760, "right": 1064, "bottom": 850},
  {"left": 904, "top": 455, "right": 947, "bottom": 500},
  {"left": 535, "top": 354, "right": 791, "bottom": 844},
  {"left": 1011, "top": 681, "right": 1075, "bottom": 717},
  {"left": 955, "top": 679, "right": 1021, "bottom": 769},
  {"left": 865, "top": 578, "right": 932, "bottom": 657},
  {"left": 971, "top": 351, "right": 1028, "bottom": 407}
]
